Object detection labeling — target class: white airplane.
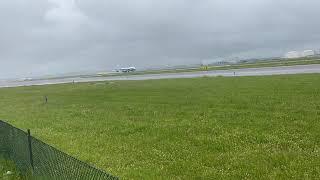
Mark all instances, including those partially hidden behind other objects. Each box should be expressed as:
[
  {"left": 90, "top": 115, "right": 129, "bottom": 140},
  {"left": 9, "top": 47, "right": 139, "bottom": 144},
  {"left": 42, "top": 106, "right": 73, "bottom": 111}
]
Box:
[
  {"left": 116, "top": 67, "right": 136, "bottom": 73},
  {"left": 21, "top": 77, "right": 33, "bottom": 81}
]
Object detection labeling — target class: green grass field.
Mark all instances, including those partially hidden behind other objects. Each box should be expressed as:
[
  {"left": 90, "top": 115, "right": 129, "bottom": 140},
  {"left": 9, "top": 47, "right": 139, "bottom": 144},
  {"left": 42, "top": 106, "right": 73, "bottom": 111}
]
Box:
[{"left": 0, "top": 74, "right": 320, "bottom": 179}]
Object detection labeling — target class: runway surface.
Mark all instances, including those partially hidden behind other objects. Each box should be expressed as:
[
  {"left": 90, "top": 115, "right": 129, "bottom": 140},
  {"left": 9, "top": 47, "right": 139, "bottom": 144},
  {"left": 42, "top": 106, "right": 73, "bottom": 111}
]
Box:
[{"left": 1, "top": 64, "right": 320, "bottom": 88}]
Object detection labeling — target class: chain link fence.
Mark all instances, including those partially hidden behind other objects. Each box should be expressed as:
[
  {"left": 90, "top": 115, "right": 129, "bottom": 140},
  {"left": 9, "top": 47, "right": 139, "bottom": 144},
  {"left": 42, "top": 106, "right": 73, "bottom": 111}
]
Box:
[{"left": 0, "top": 120, "right": 117, "bottom": 179}]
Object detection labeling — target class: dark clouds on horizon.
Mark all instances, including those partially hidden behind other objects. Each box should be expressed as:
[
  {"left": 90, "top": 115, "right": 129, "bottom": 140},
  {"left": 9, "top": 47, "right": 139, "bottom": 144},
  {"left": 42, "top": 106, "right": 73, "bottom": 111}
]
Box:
[{"left": 1, "top": 0, "right": 320, "bottom": 78}]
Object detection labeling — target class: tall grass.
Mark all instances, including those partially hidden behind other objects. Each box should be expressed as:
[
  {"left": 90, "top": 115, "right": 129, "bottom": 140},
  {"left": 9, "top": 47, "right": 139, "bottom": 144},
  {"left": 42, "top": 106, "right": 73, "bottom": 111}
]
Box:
[{"left": 0, "top": 158, "right": 24, "bottom": 179}]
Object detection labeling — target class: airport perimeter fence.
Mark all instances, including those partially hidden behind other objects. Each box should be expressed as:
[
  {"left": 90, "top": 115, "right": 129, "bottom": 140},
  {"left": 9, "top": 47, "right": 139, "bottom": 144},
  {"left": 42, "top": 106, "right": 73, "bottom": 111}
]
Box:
[{"left": 0, "top": 120, "right": 117, "bottom": 179}]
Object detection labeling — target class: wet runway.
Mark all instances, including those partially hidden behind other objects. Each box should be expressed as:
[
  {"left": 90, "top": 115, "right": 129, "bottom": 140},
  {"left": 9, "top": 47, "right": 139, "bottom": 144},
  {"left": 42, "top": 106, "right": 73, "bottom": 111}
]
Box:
[{"left": 1, "top": 64, "right": 320, "bottom": 88}]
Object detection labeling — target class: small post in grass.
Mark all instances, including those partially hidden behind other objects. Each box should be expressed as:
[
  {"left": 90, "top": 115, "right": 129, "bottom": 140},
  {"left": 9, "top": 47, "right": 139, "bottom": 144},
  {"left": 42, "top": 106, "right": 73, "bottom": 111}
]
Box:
[
  {"left": 44, "top": 96, "right": 48, "bottom": 104},
  {"left": 27, "top": 129, "right": 34, "bottom": 171}
]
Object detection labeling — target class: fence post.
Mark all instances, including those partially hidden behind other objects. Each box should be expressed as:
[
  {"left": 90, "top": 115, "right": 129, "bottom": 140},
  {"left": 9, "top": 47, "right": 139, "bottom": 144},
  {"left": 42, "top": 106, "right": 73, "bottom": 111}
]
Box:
[{"left": 27, "top": 129, "right": 34, "bottom": 171}]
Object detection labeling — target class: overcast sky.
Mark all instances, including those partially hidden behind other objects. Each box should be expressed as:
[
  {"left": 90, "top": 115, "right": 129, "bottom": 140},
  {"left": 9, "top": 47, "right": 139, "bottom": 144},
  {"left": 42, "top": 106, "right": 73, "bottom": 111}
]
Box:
[{"left": 1, "top": 0, "right": 320, "bottom": 78}]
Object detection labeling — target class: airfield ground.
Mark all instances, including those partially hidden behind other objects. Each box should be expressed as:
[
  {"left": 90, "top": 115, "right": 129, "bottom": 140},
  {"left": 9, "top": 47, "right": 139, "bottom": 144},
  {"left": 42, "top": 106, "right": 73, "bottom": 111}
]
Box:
[
  {"left": 0, "top": 74, "right": 320, "bottom": 179},
  {"left": 103, "top": 58, "right": 320, "bottom": 77}
]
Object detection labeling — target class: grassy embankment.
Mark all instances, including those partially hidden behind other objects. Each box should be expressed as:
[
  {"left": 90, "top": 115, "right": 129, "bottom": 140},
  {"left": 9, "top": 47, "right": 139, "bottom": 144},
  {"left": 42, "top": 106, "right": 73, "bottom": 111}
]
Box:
[{"left": 0, "top": 74, "right": 320, "bottom": 179}]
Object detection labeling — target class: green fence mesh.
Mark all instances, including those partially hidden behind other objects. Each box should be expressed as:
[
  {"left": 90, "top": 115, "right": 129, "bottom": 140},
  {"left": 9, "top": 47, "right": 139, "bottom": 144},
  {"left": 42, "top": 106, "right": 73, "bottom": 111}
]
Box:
[{"left": 0, "top": 120, "right": 117, "bottom": 179}]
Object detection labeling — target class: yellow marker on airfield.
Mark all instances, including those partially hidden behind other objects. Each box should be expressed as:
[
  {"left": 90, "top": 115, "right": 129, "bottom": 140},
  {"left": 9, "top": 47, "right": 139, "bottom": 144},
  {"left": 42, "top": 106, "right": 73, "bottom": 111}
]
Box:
[{"left": 202, "top": 66, "right": 208, "bottom": 71}]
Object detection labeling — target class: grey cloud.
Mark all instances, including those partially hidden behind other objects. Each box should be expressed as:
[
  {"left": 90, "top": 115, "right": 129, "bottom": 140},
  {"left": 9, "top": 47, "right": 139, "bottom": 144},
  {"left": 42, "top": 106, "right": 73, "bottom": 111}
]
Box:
[{"left": 1, "top": 0, "right": 320, "bottom": 78}]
